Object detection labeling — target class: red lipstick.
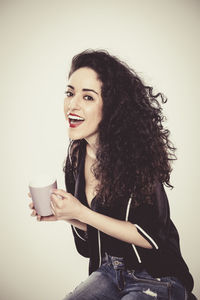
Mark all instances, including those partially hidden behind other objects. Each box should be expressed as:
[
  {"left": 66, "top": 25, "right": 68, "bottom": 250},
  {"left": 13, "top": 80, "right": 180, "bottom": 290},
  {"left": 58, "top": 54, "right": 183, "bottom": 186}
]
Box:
[
  {"left": 69, "top": 113, "right": 83, "bottom": 118},
  {"left": 67, "top": 112, "right": 85, "bottom": 128}
]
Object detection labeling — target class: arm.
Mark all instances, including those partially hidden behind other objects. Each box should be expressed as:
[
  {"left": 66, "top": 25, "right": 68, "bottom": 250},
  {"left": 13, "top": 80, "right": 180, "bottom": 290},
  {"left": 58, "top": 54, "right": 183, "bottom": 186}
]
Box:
[
  {"left": 79, "top": 205, "right": 152, "bottom": 249},
  {"left": 66, "top": 219, "right": 87, "bottom": 231},
  {"left": 50, "top": 189, "right": 152, "bottom": 249}
]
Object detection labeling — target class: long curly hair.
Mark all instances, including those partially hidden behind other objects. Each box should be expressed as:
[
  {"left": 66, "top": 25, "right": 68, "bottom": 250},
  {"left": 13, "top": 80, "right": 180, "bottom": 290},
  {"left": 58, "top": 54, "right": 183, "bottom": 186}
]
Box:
[{"left": 64, "top": 49, "right": 176, "bottom": 209}]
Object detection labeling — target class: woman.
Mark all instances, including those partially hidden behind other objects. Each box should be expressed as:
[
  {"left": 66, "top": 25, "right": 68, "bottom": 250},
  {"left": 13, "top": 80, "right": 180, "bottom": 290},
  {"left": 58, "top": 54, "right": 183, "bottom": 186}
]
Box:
[{"left": 29, "top": 50, "right": 195, "bottom": 299}]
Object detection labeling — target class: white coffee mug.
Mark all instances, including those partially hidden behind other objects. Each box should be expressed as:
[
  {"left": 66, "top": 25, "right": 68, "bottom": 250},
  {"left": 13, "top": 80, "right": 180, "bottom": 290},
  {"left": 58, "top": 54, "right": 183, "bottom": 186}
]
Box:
[{"left": 29, "top": 174, "right": 57, "bottom": 216}]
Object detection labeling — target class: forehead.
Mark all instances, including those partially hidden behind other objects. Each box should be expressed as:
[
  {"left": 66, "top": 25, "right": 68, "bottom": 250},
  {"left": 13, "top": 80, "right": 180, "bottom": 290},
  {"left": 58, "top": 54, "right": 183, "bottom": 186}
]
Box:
[{"left": 69, "top": 67, "right": 102, "bottom": 91}]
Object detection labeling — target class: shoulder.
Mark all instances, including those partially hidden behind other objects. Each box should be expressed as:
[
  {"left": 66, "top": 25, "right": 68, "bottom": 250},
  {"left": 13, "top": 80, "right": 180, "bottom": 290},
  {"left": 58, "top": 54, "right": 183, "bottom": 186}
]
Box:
[{"left": 153, "top": 181, "right": 170, "bottom": 220}]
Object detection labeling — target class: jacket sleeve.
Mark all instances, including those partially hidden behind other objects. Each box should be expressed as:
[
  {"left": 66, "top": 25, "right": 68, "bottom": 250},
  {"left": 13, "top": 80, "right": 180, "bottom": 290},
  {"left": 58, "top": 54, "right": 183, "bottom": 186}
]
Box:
[
  {"left": 65, "top": 147, "right": 90, "bottom": 258},
  {"left": 128, "top": 182, "right": 171, "bottom": 250},
  {"left": 71, "top": 225, "right": 89, "bottom": 258}
]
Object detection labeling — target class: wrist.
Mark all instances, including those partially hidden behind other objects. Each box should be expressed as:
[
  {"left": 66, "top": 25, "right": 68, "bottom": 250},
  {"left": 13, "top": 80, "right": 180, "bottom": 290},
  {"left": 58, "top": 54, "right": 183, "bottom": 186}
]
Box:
[{"left": 78, "top": 204, "right": 91, "bottom": 224}]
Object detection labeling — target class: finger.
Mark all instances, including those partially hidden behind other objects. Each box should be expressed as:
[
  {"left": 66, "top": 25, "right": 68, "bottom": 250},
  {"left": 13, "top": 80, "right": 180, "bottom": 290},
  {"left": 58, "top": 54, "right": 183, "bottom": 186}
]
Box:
[
  {"left": 28, "top": 192, "right": 32, "bottom": 198},
  {"left": 29, "top": 202, "right": 34, "bottom": 209},
  {"left": 37, "top": 215, "right": 41, "bottom": 221},
  {"left": 51, "top": 189, "right": 69, "bottom": 198},
  {"left": 31, "top": 210, "right": 37, "bottom": 216},
  {"left": 50, "top": 201, "right": 56, "bottom": 215},
  {"left": 51, "top": 193, "right": 62, "bottom": 208},
  {"left": 39, "top": 215, "right": 57, "bottom": 222}
]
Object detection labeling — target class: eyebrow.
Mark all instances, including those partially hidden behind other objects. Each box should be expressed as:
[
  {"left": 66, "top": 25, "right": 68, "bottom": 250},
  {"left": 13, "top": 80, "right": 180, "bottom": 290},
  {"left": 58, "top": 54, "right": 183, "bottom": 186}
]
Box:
[{"left": 67, "top": 85, "right": 99, "bottom": 95}]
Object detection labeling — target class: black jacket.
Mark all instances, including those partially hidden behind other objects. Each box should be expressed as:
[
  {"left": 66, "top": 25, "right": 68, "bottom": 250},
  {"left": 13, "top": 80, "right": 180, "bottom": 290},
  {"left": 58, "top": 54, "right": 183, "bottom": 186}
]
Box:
[{"left": 65, "top": 140, "right": 194, "bottom": 292}]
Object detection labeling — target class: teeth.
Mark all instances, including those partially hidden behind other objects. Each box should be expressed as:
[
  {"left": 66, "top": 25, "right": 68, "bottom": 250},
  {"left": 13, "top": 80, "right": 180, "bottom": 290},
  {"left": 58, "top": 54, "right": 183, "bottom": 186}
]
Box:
[{"left": 69, "top": 115, "right": 84, "bottom": 121}]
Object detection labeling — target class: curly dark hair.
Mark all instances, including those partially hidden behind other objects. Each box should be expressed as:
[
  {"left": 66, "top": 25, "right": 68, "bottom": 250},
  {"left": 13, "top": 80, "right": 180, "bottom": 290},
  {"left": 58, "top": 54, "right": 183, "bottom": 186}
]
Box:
[{"left": 64, "top": 49, "right": 176, "bottom": 209}]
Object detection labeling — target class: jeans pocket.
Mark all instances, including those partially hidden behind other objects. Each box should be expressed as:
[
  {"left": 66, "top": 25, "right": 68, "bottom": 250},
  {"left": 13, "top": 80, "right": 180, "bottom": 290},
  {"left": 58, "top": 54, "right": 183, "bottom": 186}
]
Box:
[
  {"left": 125, "top": 269, "right": 172, "bottom": 299},
  {"left": 130, "top": 270, "right": 188, "bottom": 300},
  {"left": 131, "top": 269, "right": 171, "bottom": 288}
]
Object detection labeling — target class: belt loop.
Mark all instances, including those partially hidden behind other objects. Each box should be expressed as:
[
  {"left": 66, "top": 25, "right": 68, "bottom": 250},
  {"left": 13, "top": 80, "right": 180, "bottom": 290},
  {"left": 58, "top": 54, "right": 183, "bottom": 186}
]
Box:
[
  {"left": 105, "top": 252, "right": 108, "bottom": 261},
  {"left": 102, "top": 252, "right": 109, "bottom": 264}
]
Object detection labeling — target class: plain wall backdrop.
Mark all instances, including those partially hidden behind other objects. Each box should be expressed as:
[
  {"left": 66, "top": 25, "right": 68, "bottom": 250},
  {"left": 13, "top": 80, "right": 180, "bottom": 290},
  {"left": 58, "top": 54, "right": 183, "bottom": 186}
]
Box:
[{"left": 0, "top": 0, "right": 199, "bottom": 299}]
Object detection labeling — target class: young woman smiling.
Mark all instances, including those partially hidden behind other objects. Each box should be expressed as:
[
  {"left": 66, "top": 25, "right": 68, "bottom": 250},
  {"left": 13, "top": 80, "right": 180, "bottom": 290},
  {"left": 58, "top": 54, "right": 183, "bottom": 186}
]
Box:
[{"left": 29, "top": 50, "right": 195, "bottom": 299}]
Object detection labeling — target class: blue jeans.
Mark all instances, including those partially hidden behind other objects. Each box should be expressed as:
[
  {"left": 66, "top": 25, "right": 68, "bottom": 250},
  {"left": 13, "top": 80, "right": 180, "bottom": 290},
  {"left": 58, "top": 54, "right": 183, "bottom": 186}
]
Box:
[{"left": 63, "top": 253, "right": 188, "bottom": 299}]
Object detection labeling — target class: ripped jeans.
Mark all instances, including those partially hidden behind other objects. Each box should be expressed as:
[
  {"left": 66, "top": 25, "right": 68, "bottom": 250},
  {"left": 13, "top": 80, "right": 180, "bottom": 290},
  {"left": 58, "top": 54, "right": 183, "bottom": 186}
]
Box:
[{"left": 63, "top": 253, "right": 188, "bottom": 299}]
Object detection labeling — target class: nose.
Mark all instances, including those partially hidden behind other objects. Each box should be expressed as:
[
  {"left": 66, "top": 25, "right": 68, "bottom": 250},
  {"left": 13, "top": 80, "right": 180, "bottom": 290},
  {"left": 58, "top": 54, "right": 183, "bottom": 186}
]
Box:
[{"left": 67, "top": 94, "right": 81, "bottom": 111}]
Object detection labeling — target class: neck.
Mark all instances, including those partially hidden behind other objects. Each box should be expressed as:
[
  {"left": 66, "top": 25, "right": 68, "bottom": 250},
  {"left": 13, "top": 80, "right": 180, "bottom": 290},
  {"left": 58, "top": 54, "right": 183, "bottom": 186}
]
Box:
[{"left": 85, "top": 137, "right": 99, "bottom": 160}]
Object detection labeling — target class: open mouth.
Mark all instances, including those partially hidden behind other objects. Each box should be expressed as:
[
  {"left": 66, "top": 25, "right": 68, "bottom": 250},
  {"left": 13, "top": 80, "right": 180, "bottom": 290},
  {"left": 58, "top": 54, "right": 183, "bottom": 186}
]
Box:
[{"left": 68, "top": 113, "right": 85, "bottom": 128}]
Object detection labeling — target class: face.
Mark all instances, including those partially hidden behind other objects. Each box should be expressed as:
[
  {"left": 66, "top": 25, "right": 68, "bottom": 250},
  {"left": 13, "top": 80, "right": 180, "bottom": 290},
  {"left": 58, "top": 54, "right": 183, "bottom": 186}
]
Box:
[{"left": 64, "top": 67, "right": 103, "bottom": 144}]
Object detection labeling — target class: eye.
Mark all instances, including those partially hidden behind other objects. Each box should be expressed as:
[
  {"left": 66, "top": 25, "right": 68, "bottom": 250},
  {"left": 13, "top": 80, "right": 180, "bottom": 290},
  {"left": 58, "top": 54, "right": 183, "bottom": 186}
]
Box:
[
  {"left": 65, "top": 91, "right": 73, "bottom": 97},
  {"left": 84, "top": 95, "right": 94, "bottom": 101}
]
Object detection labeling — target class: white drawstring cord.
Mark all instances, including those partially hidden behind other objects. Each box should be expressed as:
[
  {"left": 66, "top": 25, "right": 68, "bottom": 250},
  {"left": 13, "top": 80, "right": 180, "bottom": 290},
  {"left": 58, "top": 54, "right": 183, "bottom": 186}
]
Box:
[
  {"left": 98, "top": 230, "right": 102, "bottom": 267},
  {"left": 73, "top": 226, "right": 86, "bottom": 242},
  {"left": 125, "top": 194, "right": 142, "bottom": 264}
]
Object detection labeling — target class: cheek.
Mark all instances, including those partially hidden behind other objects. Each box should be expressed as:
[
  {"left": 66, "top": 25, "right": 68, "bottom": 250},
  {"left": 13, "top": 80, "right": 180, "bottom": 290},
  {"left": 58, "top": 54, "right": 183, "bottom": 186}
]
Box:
[
  {"left": 88, "top": 108, "right": 102, "bottom": 126},
  {"left": 97, "top": 105, "right": 103, "bottom": 122}
]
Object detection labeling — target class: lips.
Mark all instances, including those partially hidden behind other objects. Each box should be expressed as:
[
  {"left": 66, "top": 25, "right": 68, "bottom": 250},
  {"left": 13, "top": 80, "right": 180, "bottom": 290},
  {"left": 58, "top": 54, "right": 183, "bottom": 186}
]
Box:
[{"left": 67, "top": 113, "right": 85, "bottom": 128}]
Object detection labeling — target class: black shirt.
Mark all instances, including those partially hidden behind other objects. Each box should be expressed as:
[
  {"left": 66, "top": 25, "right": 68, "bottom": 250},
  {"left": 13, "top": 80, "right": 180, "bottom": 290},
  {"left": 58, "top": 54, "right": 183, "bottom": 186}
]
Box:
[{"left": 65, "top": 139, "right": 194, "bottom": 292}]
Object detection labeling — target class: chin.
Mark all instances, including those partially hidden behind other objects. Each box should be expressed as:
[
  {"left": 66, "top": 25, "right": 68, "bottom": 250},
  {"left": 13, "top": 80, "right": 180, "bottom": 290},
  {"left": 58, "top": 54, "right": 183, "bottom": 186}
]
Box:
[
  {"left": 67, "top": 130, "right": 84, "bottom": 141},
  {"left": 67, "top": 128, "right": 98, "bottom": 143},
  {"left": 68, "top": 134, "right": 83, "bottom": 140}
]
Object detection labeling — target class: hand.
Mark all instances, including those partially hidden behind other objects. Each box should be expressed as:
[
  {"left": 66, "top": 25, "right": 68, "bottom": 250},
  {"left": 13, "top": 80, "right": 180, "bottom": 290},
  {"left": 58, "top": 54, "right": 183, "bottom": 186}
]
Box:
[
  {"left": 28, "top": 192, "right": 57, "bottom": 222},
  {"left": 50, "top": 189, "right": 83, "bottom": 221}
]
